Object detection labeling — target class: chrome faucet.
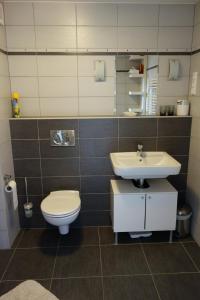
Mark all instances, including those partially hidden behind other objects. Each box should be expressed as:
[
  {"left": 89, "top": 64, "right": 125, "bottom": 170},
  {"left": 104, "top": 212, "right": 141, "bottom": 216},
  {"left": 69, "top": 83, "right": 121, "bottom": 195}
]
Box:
[{"left": 137, "top": 144, "right": 144, "bottom": 157}]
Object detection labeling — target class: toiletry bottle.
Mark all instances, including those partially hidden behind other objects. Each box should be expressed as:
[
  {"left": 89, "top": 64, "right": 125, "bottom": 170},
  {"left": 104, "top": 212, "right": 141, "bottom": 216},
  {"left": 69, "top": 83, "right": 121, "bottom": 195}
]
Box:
[
  {"left": 11, "top": 92, "right": 20, "bottom": 118},
  {"left": 139, "top": 64, "right": 144, "bottom": 74}
]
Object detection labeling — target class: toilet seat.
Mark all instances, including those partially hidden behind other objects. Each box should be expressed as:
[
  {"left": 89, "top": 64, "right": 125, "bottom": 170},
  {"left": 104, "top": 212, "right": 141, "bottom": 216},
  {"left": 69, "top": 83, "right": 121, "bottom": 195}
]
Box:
[{"left": 41, "top": 190, "right": 81, "bottom": 217}]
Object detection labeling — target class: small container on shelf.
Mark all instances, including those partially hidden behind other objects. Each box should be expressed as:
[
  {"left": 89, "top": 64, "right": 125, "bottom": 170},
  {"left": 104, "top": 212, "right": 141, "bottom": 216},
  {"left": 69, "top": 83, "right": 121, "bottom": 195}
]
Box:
[
  {"left": 139, "top": 63, "right": 144, "bottom": 74},
  {"left": 176, "top": 100, "right": 189, "bottom": 116},
  {"left": 160, "top": 105, "right": 175, "bottom": 116},
  {"left": 11, "top": 92, "right": 20, "bottom": 118}
]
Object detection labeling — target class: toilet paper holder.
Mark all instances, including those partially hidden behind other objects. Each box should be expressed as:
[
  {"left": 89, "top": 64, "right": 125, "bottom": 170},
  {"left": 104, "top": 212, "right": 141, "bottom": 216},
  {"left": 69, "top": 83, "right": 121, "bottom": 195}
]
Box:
[{"left": 4, "top": 174, "right": 12, "bottom": 185}]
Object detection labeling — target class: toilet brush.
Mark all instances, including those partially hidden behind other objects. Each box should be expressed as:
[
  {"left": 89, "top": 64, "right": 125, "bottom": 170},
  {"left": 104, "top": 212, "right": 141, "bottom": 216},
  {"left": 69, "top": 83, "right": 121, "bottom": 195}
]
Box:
[{"left": 23, "top": 177, "right": 33, "bottom": 218}]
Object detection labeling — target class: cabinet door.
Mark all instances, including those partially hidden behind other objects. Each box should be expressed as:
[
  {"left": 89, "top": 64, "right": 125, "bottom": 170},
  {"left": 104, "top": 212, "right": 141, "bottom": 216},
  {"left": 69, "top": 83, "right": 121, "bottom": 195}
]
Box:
[
  {"left": 113, "top": 194, "right": 145, "bottom": 232},
  {"left": 145, "top": 192, "right": 177, "bottom": 231}
]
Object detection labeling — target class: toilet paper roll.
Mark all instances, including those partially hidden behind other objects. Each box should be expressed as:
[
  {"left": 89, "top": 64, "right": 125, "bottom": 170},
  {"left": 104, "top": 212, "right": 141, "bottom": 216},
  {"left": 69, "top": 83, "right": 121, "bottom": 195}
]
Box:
[{"left": 5, "top": 180, "right": 18, "bottom": 210}]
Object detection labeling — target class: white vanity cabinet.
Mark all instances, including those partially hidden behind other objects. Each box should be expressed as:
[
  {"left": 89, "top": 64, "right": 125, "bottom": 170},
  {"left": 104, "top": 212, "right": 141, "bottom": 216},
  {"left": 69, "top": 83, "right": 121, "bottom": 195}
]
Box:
[{"left": 110, "top": 179, "right": 178, "bottom": 235}]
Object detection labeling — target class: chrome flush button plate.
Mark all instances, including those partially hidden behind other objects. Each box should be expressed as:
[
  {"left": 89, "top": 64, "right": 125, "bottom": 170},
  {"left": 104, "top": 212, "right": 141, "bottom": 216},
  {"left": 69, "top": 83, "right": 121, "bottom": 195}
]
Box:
[{"left": 50, "top": 130, "right": 75, "bottom": 146}]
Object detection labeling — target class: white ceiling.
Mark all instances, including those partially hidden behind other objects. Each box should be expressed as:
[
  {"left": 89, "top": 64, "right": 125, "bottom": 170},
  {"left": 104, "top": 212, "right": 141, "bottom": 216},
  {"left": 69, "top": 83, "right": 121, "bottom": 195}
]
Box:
[{"left": 1, "top": 0, "right": 199, "bottom": 3}]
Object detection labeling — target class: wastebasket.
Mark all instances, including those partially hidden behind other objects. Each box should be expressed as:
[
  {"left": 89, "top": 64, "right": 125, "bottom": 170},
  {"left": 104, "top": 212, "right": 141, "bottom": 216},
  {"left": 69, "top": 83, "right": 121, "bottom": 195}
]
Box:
[{"left": 176, "top": 204, "right": 192, "bottom": 238}]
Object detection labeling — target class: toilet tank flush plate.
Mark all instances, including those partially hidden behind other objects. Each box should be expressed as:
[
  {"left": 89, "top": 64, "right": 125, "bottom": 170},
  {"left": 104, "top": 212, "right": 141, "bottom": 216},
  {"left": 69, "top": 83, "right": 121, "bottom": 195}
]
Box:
[{"left": 50, "top": 130, "right": 75, "bottom": 146}]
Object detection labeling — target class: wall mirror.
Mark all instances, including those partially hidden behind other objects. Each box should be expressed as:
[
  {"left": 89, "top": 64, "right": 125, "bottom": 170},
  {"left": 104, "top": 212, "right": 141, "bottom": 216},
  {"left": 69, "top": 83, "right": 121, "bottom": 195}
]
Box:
[{"left": 115, "top": 54, "right": 159, "bottom": 116}]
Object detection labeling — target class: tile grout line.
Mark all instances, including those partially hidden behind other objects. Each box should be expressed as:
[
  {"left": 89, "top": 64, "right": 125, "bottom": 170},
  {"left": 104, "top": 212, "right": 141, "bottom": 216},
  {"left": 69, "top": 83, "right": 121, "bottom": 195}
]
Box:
[
  {"left": 98, "top": 227, "right": 105, "bottom": 300},
  {"left": 36, "top": 120, "right": 44, "bottom": 197},
  {"left": 49, "top": 236, "right": 61, "bottom": 290},
  {"left": 9, "top": 240, "right": 197, "bottom": 250},
  {"left": 1, "top": 271, "right": 200, "bottom": 283},
  {"left": 180, "top": 242, "right": 200, "bottom": 273},
  {"left": 0, "top": 230, "right": 25, "bottom": 282},
  {"left": 77, "top": 119, "right": 81, "bottom": 192},
  {"left": 140, "top": 244, "right": 162, "bottom": 300}
]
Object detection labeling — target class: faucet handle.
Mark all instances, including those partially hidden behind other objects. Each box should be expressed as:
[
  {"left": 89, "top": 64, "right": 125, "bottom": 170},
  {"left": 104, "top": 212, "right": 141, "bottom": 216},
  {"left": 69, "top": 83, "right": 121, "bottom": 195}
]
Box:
[{"left": 137, "top": 144, "right": 143, "bottom": 150}]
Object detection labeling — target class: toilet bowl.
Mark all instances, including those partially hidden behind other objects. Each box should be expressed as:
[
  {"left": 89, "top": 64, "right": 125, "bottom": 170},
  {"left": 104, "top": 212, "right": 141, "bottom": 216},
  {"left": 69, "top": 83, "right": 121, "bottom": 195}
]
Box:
[{"left": 41, "top": 190, "right": 81, "bottom": 235}]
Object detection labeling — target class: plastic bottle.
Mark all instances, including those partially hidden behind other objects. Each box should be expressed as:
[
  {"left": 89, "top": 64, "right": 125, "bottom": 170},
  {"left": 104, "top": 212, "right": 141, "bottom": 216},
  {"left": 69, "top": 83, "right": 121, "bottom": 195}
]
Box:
[{"left": 11, "top": 92, "right": 20, "bottom": 118}]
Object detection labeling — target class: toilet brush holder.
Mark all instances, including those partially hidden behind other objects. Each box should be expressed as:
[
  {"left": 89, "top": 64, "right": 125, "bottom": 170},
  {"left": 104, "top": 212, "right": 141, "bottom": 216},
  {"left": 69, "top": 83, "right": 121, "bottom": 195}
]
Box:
[{"left": 24, "top": 202, "right": 33, "bottom": 218}]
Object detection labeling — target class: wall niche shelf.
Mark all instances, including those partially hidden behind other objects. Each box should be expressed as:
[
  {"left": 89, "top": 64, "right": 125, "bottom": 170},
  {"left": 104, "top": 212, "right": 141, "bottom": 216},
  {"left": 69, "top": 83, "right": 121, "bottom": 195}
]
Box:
[
  {"left": 129, "top": 91, "right": 144, "bottom": 96},
  {"left": 129, "top": 74, "right": 144, "bottom": 78}
]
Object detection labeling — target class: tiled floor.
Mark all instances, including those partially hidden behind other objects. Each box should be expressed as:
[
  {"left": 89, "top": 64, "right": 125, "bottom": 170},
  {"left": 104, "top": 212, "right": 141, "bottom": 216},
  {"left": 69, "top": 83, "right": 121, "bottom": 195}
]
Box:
[{"left": 0, "top": 227, "right": 200, "bottom": 300}]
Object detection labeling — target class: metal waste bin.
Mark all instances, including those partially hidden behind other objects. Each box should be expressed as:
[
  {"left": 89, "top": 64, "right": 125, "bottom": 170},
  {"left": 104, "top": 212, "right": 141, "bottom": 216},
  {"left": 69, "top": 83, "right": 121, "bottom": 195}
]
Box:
[{"left": 176, "top": 204, "right": 192, "bottom": 238}]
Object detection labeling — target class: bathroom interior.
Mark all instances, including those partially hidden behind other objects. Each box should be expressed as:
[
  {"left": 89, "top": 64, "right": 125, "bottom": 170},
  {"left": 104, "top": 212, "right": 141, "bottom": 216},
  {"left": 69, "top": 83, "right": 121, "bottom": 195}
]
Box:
[{"left": 0, "top": 0, "right": 200, "bottom": 299}]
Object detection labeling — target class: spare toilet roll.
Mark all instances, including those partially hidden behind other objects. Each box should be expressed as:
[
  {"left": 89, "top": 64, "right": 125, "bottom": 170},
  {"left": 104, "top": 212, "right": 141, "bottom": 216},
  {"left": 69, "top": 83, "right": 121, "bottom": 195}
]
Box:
[{"left": 5, "top": 180, "right": 18, "bottom": 210}]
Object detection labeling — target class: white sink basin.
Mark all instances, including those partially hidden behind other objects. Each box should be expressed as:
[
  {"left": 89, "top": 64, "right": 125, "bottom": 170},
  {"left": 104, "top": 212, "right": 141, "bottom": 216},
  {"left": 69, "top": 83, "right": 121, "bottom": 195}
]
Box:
[{"left": 110, "top": 152, "right": 181, "bottom": 179}]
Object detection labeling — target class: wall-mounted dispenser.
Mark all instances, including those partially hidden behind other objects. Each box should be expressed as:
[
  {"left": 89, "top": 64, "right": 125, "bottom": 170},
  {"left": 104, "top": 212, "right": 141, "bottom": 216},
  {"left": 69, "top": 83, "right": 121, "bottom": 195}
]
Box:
[
  {"left": 4, "top": 176, "right": 18, "bottom": 210},
  {"left": 95, "top": 60, "right": 105, "bottom": 82},
  {"left": 168, "top": 60, "right": 180, "bottom": 81}
]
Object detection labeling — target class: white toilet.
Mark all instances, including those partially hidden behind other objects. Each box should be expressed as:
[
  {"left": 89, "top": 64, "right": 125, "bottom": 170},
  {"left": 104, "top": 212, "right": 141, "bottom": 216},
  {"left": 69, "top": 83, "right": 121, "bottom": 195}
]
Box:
[{"left": 41, "top": 190, "right": 81, "bottom": 235}]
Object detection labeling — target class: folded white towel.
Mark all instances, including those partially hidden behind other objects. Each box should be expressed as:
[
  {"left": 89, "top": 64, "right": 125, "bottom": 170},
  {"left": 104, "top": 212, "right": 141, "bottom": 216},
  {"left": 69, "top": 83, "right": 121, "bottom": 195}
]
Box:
[{"left": 0, "top": 280, "right": 59, "bottom": 300}]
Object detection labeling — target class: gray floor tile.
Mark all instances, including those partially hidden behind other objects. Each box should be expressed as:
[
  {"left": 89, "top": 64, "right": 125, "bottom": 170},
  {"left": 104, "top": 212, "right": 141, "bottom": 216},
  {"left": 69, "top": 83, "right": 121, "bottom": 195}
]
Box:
[
  {"left": 154, "top": 273, "right": 200, "bottom": 300},
  {"left": 60, "top": 227, "right": 99, "bottom": 247},
  {"left": 103, "top": 275, "right": 159, "bottom": 300},
  {"left": 18, "top": 229, "right": 60, "bottom": 248},
  {"left": 3, "top": 248, "right": 56, "bottom": 280},
  {"left": 11, "top": 231, "right": 23, "bottom": 249},
  {"left": 51, "top": 278, "right": 103, "bottom": 300},
  {"left": 0, "top": 250, "right": 13, "bottom": 279},
  {"left": 143, "top": 243, "right": 196, "bottom": 274},
  {"left": 183, "top": 242, "right": 200, "bottom": 270},
  {"left": 101, "top": 245, "right": 149, "bottom": 275},
  {"left": 99, "top": 227, "right": 140, "bottom": 245},
  {"left": 54, "top": 246, "right": 101, "bottom": 278}
]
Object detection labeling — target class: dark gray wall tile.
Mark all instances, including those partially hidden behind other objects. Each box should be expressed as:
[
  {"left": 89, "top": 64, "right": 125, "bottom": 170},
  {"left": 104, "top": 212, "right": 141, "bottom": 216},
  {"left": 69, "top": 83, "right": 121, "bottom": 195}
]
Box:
[
  {"left": 80, "top": 158, "right": 114, "bottom": 175},
  {"left": 81, "top": 194, "right": 110, "bottom": 211},
  {"left": 12, "top": 140, "right": 40, "bottom": 159},
  {"left": 158, "top": 117, "right": 191, "bottom": 136},
  {"left": 79, "top": 119, "right": 118, "bottom": 138},
  {"left": 168, "top": 174, "right": 187, "bottom": 191},
  {"left": 18, "top": 195, "right": 43, "bottom": 213},
  {"left": 73, "top": 211, "right": 111, "bottom": 227},
  {"left": 178, "top": 191, "right": 186, "bottom": 205},
  {"left": 10, "top": 117, "right": 191, "bottom": 229},
  {"left": 157, "top": 137, "right": 190, "bottom": 155},
  {"left": 10, "top": 120, "right": 38, "bottom": 139},
  {"left": 173, "top": 156, "right": 188, "bottom": 173},
  {"left": 42, "top": 176, "right": 80, "bottom": 194},
  {"left": 38, "top": 119, "right": 78, "bottom": 139},
  {"left": 119, "top": 137, "right": 156, "bottom": 152},
  {"left": 81, "top": 176, "right": 114, "bottom": 193},
  {"left": 80, "top": 138, "right": 118, "bottom": 157},
  {"left": 19, "top": 212, "right": 45, "bottom": 228},
  {"left": 119, "top": 118, "right": 157, "bottom": 137},
  {"left": 16, "top": 177, "right": 42, "bottom": 195},
  {"left": 41, "top": 158, "right": 79, "bottom": 176},
  {"left": 14, "top": 159, "right": 41, "bottom": 177},
  {"left": 40, "top": 140, "right": 79, "bottom": 158}
]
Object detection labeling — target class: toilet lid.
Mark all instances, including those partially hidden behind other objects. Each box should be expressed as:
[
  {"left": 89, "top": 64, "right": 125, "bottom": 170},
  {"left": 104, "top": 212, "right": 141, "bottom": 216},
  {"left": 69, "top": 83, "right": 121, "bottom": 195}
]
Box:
[{"left": 41, "top": 190, "right": 81, "bottom": 216}]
